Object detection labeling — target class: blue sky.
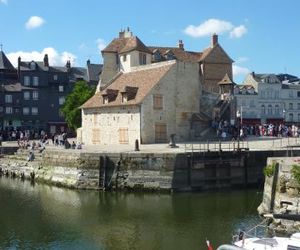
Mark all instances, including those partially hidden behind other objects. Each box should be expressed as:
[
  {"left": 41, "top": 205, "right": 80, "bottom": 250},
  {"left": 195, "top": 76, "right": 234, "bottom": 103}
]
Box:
[{"left": 0, "top": 0, "right": 299, "bottom": 83}]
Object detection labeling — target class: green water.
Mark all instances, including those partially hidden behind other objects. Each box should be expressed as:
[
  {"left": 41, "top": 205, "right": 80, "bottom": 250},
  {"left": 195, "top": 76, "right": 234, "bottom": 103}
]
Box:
[{"left": 0, "top": 177, "right": 262, "bottom": 250}]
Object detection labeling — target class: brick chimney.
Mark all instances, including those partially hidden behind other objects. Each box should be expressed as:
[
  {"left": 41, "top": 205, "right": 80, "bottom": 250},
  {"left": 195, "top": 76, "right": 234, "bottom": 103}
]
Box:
[
  {"left": 211, "top": 33, "right": 218, "bottom": 47},
  {"left": 178, "top": 40, "right": 184, "bottom": 50},
  {"left": 43, "top": 54, "right": 49, "bottom": 67}
]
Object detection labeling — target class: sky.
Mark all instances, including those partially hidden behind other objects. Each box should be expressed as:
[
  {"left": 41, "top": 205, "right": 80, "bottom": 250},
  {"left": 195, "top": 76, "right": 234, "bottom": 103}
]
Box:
[{"left": 0, "top": 0, "right": 299, "bottom": 83}]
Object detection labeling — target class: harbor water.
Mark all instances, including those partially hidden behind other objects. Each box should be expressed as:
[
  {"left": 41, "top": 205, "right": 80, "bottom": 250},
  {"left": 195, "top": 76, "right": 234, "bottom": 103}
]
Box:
[{"left": 0, "top": 177, "right": 262, "bottom": 250}]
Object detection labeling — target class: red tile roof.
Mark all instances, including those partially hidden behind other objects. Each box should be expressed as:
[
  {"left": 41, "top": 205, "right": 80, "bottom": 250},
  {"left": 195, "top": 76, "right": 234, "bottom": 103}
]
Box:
[{"left": 81, "top": 62, "right": 175, "bottom": 109}]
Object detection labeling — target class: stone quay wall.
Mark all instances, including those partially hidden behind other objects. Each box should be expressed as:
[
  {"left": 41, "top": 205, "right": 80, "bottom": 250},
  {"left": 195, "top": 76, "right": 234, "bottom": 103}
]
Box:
[
  {"left": 258, "top": 157, "right": 300, "bottom": 234},
  {"left": 0, "top": 147, "right": 269, "bottom": 191}
]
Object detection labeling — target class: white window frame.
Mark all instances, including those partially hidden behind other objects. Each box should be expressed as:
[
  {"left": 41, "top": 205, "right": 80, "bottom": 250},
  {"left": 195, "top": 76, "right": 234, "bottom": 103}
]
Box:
[
  {"left": 5, "top": 95, "right": 12, "bottom": 103},
  {"left": 31, "top": 107, "right": 38, "bottom": 115},
  {"left": 23, "top": 91, "right": 30, "bottom": 100},
  {"left": 59, "top": 96, "right": 65, "bottom": 105},
  {"left": 59, "top": 85, "right": 64, "bottom": 92},
  {"left": 23, "top": 107, "right": 30, "bottom": 115},
  {"left": 33, "top": 76, "right": 39, "bottom": 86},
  {"left": 24, "top": 76, "right": 30, "bottom": 86},
  {"left": 54, "top": 74, "right": 58, "bottom": 81},
  {"left": 5, "top": 107, "right": 13, "bottom": 114},
  {"left": 32, "top": 91, "right": 39, "bottom": 100}
]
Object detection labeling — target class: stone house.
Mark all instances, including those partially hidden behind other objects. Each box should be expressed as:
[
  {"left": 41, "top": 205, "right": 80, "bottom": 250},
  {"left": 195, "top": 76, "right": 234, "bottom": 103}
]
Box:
[{"left": 80, "top": 29, "right": 233, "bottom": 145}]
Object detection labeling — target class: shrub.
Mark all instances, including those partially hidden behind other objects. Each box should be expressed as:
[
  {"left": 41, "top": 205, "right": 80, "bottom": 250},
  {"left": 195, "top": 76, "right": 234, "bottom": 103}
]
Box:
[
  {"left": 291, "top": 164, "right": 300, "bottom": 184},
  {"left": 263, "top": 162, "right": 276, "bottom": 177}
]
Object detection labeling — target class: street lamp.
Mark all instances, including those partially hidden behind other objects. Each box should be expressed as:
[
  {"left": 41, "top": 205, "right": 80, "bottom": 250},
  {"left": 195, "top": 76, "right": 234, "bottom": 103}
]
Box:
[{"left": 236, "top": 109, "right": 241, "bottom": 150}]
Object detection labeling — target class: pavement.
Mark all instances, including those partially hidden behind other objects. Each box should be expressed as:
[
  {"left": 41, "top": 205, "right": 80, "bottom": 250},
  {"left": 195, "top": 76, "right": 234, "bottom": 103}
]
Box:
[{"left": 2, "top": 136, "right": 300, "bottom": 154}]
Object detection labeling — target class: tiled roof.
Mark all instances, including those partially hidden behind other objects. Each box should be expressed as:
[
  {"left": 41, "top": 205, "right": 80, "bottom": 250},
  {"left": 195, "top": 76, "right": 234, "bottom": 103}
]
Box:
[
  {"left": 148, "top": 46, "right": 202, "bottom": 63},
  {"left": 102, "top": 36, "right": 151, "bottom": 54},
  {"left": 87, "top": 63, "right": 102, "bottom": 82},
  {"left": 0, "top": 51, "right": 15, "bottom": 70},
  {"left": 218, "top": 73, "right": 235, "bottom": 85},
  {"left": 81, "top": 61, "right": 175, "bottom": 109}
]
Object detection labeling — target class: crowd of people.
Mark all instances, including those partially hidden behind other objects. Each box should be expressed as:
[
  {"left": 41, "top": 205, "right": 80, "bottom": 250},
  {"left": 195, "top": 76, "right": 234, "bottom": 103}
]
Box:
[
  {"left": 0, "top": 128, "right": 82, "bottom": 150},
  {"left": 213, "top": 120, "right": 300, "bottom": 140}
]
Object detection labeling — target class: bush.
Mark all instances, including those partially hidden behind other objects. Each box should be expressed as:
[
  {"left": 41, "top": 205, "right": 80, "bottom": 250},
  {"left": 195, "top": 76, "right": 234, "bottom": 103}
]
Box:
[
  {"left": 291, "top": 165, "right": 300, "bottom": 184},
  {"left": 263, "top": 162, "right": 276, "bottom": 177}
]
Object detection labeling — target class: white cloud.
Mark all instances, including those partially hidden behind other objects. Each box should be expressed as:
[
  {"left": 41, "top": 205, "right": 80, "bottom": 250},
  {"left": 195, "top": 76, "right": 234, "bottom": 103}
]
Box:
[
  {"left": 96, "top": 38, "right": 106, "bottom": 52},
  {"left": 25, "top": 16, "right": 45, "bottom": 30},
  {"left": 184, "top": 19, "right": 233, "bottom": 38},
  {"left": 0, "top": 0, "right": 8, "bottom": 4},
  {"left": 233, "top": 64, "right": 250, "bottom": 77},
  {"left": 230, "top": 25, "right": 247, "bottom": 38},
  {"left": 184, "top": 18, "right": 247, "bottom": 39},
  {"left": 7, "top": 47, "right": 77, "bottom": 67},
  {"left": 235, "top": 57, "right": 249, "bottom": 64}
]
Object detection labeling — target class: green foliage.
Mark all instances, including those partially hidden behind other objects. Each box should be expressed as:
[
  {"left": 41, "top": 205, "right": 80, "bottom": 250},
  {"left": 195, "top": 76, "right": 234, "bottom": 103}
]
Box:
[
  {"left": 263, "top": 162, "right": 276, "bottom": 177},
  {"left": 291, "top": 165, "right": 300, "bottom": 184},
  {"left": 61, "top": 81, "right": 95, "bottom": 131}
]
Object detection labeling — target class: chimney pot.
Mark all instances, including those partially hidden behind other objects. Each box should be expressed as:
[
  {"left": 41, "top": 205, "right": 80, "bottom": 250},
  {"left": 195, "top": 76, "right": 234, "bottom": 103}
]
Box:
[{"left": 43, "top": 54, "right": 49, "bottom": 67}]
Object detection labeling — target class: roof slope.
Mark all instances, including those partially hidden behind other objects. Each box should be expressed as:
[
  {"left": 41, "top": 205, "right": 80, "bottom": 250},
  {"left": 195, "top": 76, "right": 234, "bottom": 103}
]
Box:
[
  {"left": 0, "top": 51, "right": 15, "bottom": 70},
  {"left": 81, "top": 62, "right": 175, "bottom": 109},
  {"left": 148, "top": 46, "right": 202, "bottom": 63},
  {"left": 102, "top": 36, "right": 151, "bottom": 54}
]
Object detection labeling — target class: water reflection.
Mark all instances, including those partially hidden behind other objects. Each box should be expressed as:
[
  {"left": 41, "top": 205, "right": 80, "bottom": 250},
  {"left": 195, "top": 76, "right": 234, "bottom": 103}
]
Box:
[{"left": 0, "top": 177, "right": 262, "bottom": 250}]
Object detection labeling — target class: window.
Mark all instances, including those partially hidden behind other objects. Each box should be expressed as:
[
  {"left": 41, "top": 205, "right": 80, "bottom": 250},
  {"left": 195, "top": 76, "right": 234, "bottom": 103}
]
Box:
[
  {"left": 119, "top": 128, "right": 129, "bottom": 144},
  {"left": 116, "top": 54, "right": 119, "bottom": 65},
  {"left": 289, "top": 103, "right": 293, "bottom": 110},
  {"left": 139, "top": 53, "right": 146, "bottom": 65},
  {"left": 275, "top": 105, "right": 279, "bottom": 114},
  {"left": 289, "top": 113, "right": 294, "bottom": 122},
  {"left": 289, "top": 90, "right": 293, "bottom": 98},
  {"left": 261, "top": 105, "right": 265, "bottom": 115},
  {"left": 0, "top": 106, "right": 3, "bottom": 113},
  {"left": 23, "top": 107, "right": 30, "bottom": 115},
  {"left": 32, "top": 91, "right": 39, "bottom": 100},
  {"left": 15, "top": 108, "right": 19, "bottom": 114},
  {"left": 123, "top": 54, "right": 127, "bottom": 62},
  {"left": 31, "top": 107, "right": 38, "bottom": 115},
  {"left": 59, "top": 85, "right": 64, "bottom": 92},
  {"left": 5, "top": 107, "right": 13, "bottom": 114},
  {"left": 298, "top": 113, "right": 300, "bottom": 122},
  {"left": 5, "top": 95, "right": 12, "bottom": 103},
  {"left": 298, "top": 91, "right": 300, "bottom": 97},
  {"left": 54, "top": 74, "right": 58, "bottom": 81},
  {"left": 92, "top": 129, "right": 100, "bottom": 144},
  {"left": 24, "top": 76, "right": 30, "bottom": 86},
  {"left": 30, "top": 62, "right": 36, "bottom": 70},
  {"left": 103, "top": 96, "right": 108, "bottom": 104},
  {"left": 153, "top": 95, "right": 163, "bottom": 109},
  {"left": 249, "top": 100, "right": 255, "bottom": 107},
  {"left": 298, "top": 103, "right": 300, "bottom": 110},
  {"left": 261, "top": 91, "right": 265, "bottom": 98},
  {"left": 267, "top": 105, "right": 272, "bottom": 115},
  {"left": 275, "top": 91, "right": 279, "bottom": 99},
  {"left": 155, "top": 123, "right": 167, "bottom": 142},
  {"left": 122, "top": 93, "right": 127, "bottom": 103},
  {"left": 59, "top": 96, "right": 65, "bottom": 105},
  {"left": 24, "top": 91, "right": 30, "bottom": 100},
  {"left": 33, "top": 76, "right": 39, "bottom": 86},
  {"left": 59, "top": 110, "right": 64, "bottom": 117}
]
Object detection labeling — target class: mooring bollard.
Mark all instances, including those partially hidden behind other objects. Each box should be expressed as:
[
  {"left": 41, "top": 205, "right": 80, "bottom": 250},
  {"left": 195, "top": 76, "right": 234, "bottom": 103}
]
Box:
[{"left": 135, "top": 139, "right": 140, "bottom": 151}]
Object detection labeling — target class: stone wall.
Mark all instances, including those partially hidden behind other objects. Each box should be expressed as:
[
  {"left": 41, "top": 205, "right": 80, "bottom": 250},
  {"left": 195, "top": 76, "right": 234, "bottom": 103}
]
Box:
[{"left": 258, "top": 157, "right": 300, "bottom": 234}]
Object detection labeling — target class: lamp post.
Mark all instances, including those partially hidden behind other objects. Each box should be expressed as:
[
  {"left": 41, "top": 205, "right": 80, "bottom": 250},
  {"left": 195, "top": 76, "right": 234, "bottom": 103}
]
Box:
[{"left": 236, "top": 109, "right": 241, "bottom": 150}]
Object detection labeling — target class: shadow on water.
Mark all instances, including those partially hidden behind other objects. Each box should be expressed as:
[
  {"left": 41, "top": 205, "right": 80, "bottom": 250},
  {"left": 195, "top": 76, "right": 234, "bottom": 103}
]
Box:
[{"left": 0, "top": 177, "right": 262, "bottom": 250}]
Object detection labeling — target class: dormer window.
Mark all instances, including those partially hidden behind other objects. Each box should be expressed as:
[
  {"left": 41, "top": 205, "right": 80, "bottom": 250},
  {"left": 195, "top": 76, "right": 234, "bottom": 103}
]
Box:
[
  {"left": 103, "top": 96, "right": 109, "bottom": 104},
  {"left": 165, "top": 50, "right": 175, "bottom": 60},
  {"left": 122, "top": 93, "right": 128, "bottom": 103},
  {"left": 30, "top": 61, "right": 36, "bottom": 70},
  {"left": 153, "top": 50, "right": 161, "bottom": 62}
]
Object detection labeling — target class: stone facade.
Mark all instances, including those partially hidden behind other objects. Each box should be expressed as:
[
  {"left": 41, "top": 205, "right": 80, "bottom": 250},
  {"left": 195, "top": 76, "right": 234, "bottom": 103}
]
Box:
[{"left": 235, "top": 73, "right": 300, "bottom": 124}]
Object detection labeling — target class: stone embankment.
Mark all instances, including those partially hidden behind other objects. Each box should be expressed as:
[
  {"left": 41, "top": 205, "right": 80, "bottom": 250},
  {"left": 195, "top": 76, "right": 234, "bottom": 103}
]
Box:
[{"left": 258, "top": 157, "right": 300, "bottom": 234}]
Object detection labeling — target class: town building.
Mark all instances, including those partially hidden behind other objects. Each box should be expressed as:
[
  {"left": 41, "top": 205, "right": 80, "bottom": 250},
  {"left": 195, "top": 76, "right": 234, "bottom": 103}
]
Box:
[
  {"left": 0, "top": 49, "right": 102, "bottom": 134},
  {"left": 80, "top": 29, "right": 234, "bottom": 145},
  {"left": 234, "top": 72, "right": 300, "bottom": 125}
]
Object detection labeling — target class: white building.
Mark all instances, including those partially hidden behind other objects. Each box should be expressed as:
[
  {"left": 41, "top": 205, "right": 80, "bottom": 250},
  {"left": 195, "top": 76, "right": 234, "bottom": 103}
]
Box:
[{"left": 235, "top": 73, "right": 300, "bottom": 125}]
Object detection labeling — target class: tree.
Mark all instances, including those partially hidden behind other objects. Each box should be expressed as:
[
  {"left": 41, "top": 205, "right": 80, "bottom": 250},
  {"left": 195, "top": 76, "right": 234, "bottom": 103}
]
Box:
[{"left": 61, "top": 80, "right": 95, "bottom": 131}]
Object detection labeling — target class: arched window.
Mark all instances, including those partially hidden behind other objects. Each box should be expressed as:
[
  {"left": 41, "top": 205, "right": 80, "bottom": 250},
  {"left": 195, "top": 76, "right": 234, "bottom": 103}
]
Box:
[
  {"left": 268, "top": 105, "right": 272, "bottom": 115},
  {"left": 261, "top": 105, "right": 265, "bottom": 114},
  {"left": 275, "top": 105, "right": 279, "bottom": 114}
]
